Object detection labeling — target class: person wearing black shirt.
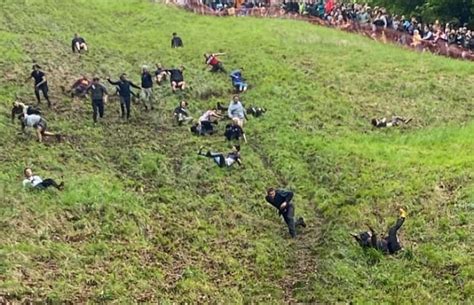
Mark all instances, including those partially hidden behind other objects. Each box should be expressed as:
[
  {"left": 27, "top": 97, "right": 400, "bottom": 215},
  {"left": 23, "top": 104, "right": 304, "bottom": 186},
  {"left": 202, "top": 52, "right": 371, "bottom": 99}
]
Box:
[
  {"left": 72, "top": 33, "right": 88, "bottom": 53},
  {"left": 140, "top": 66, "right": 154, "bottom": 111},
  {"left": 197, "top": 145, "right": 242, "bottom": 168},
  {"left": 224, "top": 118, "right": 247, "bottom": 143},
  {"left": 171, "top": 32, "right": 183, "bottom": 48},
  {"left": 155, "top": 63, "right": 168, "bottom": 85},
  {"left": 86, "top": 77, "right": 108, "bottom": 123},
  {"left": 352, "top": 209, "right": 407, "bottom": 254},
  {"left": 173, "top": 100, "right": 193, "bottom": 125},
  {"left": 166, "top": 66, "right": 186, "bottom": 93},
  {"left": 265, "top": 188, "right": 306, "bottom": 238},
  {"left": 26, "top": 64, "right": 52, "bottom": 107},
  {"left": 107, "top": 74, "right": 141, "bottom": 120}
]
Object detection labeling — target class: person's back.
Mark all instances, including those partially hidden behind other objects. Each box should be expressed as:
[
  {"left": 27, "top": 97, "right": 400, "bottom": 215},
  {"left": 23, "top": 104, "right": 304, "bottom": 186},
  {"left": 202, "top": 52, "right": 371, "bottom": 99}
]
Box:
[
  {"left": 171, "top": 33, "right": 183, "bottom": 48},
  {"left": 24, "top": 114, "right": 43, "bottom": 127},
  {"left": 141, "top": 70, "right": 153, "bottom": 89},
  {"left": 169, "top": 69, "right": 183, "bottom": 82}
]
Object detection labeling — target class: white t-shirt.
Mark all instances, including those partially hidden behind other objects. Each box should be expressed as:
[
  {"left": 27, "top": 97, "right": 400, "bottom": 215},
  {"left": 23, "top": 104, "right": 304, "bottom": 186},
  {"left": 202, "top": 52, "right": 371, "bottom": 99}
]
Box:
[
  {"left": 23, "top": 175, "right": 43, "bottom": 188},
  {"left": 199, "top": 110, "right": 214, "bottom": 123},
  {"left": 24, "top": 114, "right": 42, "bottom": 127}
]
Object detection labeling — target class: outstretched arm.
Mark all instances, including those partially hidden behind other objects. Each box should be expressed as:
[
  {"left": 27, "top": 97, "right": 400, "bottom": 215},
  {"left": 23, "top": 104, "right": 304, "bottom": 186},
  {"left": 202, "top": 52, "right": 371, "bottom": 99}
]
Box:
[
  {"left": 130, "top": 81, "right": 141, "bottom": 90},
  {"left": 107, "top": 78, "right": 119, "bottom": 85}
]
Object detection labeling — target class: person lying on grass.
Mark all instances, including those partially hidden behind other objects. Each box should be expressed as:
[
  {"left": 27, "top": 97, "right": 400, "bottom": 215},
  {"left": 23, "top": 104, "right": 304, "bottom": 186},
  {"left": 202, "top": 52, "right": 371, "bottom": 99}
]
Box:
[
  {"left": 204, "top": 53, "right": 226, "bottom": 73},
  {"left": 19, "top": 113, "right": 61, "bottom": 143},
  {"left": 11, "top": 102, "right": 41, "bottom": 123},
  {"left": 22, "top": 167, "right": 64, "bottom": 190},
  {"left": 227, "top": 95, "right": 246, "bottom": 127},
  {"left": 217, "top": 102, "right": 266, "bottom": 118},
  {"left": 70, "top": 75, "right": 91, "bottom": 99},
  {"left": 197, "top": 144, "right": 242, "bottom": 168},
  {"left": 224, "top": 118, "right": 247, "bottom": 143},
  {"left": 173, "top": 100, "right": 193, "bottom": 125},
  {"left": 352, "top": 208, "right": 407, "bottom": 254},
  {"left": 155, "top": 63, "right": 168, "bottom": 85},
  {"left": 265, "top": 188, "right": 306, "bottom": 238},
  {"left": 230, "top": 68, "right": 248, "bottom": 93},
  {"left": 371, "top": 116, "right": 412, "bottom": 128}
]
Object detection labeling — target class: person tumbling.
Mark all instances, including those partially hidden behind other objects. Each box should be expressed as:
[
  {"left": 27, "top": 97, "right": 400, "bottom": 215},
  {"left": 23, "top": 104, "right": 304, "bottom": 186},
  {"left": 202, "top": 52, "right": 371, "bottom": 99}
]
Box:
[
  {"left": 204, "top": 53, "right": 226, "bottom": 73},
  {"left": 107, "top": 74, "right": 141, "bottom": 120},
  {"left": 86, "top": 77, "right": 108, "bottom": 123},
  {"left": 371, "top": 116, "right": 412, "bottom": 128},
  {"left": 72, "top": 33, "right": 88, "bottom": 53},
  {"left": 26, "top": 64, "right": 51, "bottom": 107},
  {"left": 198, "top": 145, "right": 242, "bottom": 168},
  {"left": 230, "top": 68, "right": 248, "bottom": 92},
  {"left": 155, "top": 63, "right": 168, "bottom": 85},
  {"left": 352, "top": 209, "right": 407, "bottom": 255},
  {"left": 224, "top": 118, "right": 247, "bottom": 143},
  {"left": 22, "top": 167, "right": 64, "bottom": 190},
  {"left": 191, "top": 108, "right": 222, "bottom": 135},
  {"left": 265, "top": 188, "right": 306, "bottom": 238},
  {"left": 173, "top": 100, "right": 193, "bottom": 125},
  {"left": 11, "top": 102, "right": 41, "bottom": 123},
  {"left": 71, "top": 75, "right": 91, "bottom": 99},
  {"left": 140, "top": 66, "right": 154, "bottom": 111},
  {"left": 166, "top": 66, "right": 186, "bottom": 93},
  {"left": 171, "top": 32, "right": 183, "bottom": 48},
  {"left": 19, "top": 113, "right": 61, "bottom": 143},
  {"left": 227, "top": 95, "right": 246, "bottom": 127}
]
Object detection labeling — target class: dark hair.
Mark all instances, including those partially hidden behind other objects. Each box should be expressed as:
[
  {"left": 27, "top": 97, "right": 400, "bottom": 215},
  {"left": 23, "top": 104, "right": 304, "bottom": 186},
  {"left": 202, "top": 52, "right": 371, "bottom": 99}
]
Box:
[
  {"left": 93, "top": 77, "right": 100, "bottom": 81},
  {"left": 266, "top": 187, "right": 275, "bottom": 195},
  {"left": 32, "top": 64, "right": 41, "bottom": 69},
  {"left": 233, "top": 145, "right": 241, "bottom": 152},
  {"left": 371, "top": 118, "right": 378, "bottom": 126},
  {"left": 173, "top": 32, "right": 177, "bottom": 36},
  {"left": 23, "top": 167, "right": 31, "bottom": 176}
]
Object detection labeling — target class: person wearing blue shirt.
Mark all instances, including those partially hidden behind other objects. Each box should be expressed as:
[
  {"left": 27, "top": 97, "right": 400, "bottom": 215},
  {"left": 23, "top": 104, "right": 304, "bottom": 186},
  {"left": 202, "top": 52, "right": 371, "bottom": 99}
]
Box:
[{"left": 230, "top": 68, "right": 248, "bottom": 93}]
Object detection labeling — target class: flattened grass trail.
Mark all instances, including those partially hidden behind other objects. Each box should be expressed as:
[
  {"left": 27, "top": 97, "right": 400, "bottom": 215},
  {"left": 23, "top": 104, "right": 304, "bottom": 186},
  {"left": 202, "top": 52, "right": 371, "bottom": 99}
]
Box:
[{"left": 0, "top": 1, "right": 473, "bottom": 303}]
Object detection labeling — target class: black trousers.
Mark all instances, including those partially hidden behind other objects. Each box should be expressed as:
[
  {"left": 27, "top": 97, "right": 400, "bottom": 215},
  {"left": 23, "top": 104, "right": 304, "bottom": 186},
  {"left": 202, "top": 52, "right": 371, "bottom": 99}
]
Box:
[
  {"left": 36, "top": 179, "right": 60, "bottom": 189},
  {"left": 281, "top": 204, "right": 304, "bottom": 238},
  {"left": 387, "top": 217, "right": 405, "bottom": 254},
  {"left": 120, "top": 96, "right": 131, "bottom": 119},
  {"left": 210, "top": 63, "right": 226, "bottom": 73},
  {"left": 35, "top": 84, "right": 51, "bottom": 106},
  {"left": 92, "top": 99, "right": 105, "bottom": 122}
]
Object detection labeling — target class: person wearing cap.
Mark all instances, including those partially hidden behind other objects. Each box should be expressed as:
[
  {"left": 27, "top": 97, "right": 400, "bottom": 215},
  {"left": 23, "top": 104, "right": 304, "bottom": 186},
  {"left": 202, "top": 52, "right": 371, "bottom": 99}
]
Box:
[
  {"left": 171, "top": 32, "right": 183, "bottom": 48},
  {"left": 265, "top": 188, "right": 306, "bottom": 238},
  {"left": 140, "top": 66, "right": 154, "bottom": 111},
  {"left": 26, "top": 64, "right": 51, "bottom": 107},
  {"left": 107, "top": 73, "right": 141, "bottom": 120},
  {"left": 86, "top": 77, "right": 108, "bottom": 123}
]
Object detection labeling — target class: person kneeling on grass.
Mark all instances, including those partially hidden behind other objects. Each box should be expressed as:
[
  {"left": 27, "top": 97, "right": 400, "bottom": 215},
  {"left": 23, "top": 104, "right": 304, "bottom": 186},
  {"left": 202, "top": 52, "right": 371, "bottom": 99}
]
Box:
[
  {"left": 19, "top": 113, "right": 61, "bottom": 143},
  {"left": 371, "top": 116, "right": 412, "bottom": 128},
  {"left": 174, "top": 100, "right": 193, "bottom": 125},
  {"left": 265, "top": 188, "right": 306, "bottom": 238},
  {"left": 11, "top": 102, "right": 41, "bottom": 123},
  {"left": 23, "top": 167, "right": 64, "bottom": 190},
  {"left": 224, "top": 118, "right": 247, "bottom": 143},
  {"left": 198, "top": 145, "right": 242, "bottom": 168},
  {"left": 352, "top": 208, "right": 407, "bottom": 255}
]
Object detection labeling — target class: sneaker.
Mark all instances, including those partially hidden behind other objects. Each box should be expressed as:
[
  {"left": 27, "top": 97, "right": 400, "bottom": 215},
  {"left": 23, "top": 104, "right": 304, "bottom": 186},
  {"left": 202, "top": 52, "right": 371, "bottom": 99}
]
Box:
[{"left": 298, "top": 217, "right": 307, "bottom": 228}]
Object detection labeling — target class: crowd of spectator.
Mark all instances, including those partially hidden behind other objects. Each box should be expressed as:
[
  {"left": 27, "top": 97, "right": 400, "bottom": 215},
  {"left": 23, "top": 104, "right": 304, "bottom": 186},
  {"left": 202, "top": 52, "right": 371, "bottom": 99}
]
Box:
[{"left": 195, "top": 0, "right": 474, "bottom": 53}]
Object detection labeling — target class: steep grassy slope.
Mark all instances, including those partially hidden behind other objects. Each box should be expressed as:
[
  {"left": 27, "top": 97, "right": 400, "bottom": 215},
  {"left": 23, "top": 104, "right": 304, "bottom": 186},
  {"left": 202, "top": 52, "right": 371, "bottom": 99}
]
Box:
[{"left": 0, "top": 0, "right": 473, "bottom": 303}]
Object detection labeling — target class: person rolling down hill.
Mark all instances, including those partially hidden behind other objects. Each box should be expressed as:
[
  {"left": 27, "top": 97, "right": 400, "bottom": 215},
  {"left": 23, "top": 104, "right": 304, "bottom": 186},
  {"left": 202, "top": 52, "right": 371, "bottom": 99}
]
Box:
[
  {"left": 351, "top": 208, "right": 407, "bottom": 254},
  {"left": 171, "top": 32, "right": 183, "bottom": 48},
  {"left": 107, "top": 74, "right": 141, "bottom": 120},
  {"left": 204, "top": 53, "right": 226, "bottom": 73},
  {"left": 217, "top": 102, "right": 266, "bottom": 118},
  {"left": 11, "top": 102, "right": 41, "bottom": 123},
  {"left": 155, "top": 63, "right": 168, "bottom": 85},
  {"left": 166, "top": 66, "right": 186, "bottom": 93},
  {"left": 70, "top": 75, "right": 91, "bottom": 99},
  {"left": 198, "top": 145, "right": 242, "bottom": 168},
  {"left": 230, "top": 68, "right": 248, "bottom": 92},
  {"left": 173, "top": 100, "right": 193, "bottom": 125},
  {"left": 228, "top": 95, "right": 246, "bottom": 127},
  {"left": 19, "top": 113, "right": 61, "bottom": 143},
  {"left": 22, "top": 167, "right": 64, "bottom": 190},
  {"left": 191, "top": 108, "right": 222, "bottom": 136},
  {"left": 224, "top": 118, "right": 247, "bottom": 143},
  {"left": 265, "top": 188, "right": 306, "bottom": 238},
  {"left": 26, "top": 64, "right": 51, "bottom": 107},
  {"left": 86, "top": 77, "right": 108, "bottom": 123},
  {"left": 72, "top": 33, "right": 88, "bottom": 53},
  {"left": 371, "top": 116, "right": 412, "bottom": 128}
]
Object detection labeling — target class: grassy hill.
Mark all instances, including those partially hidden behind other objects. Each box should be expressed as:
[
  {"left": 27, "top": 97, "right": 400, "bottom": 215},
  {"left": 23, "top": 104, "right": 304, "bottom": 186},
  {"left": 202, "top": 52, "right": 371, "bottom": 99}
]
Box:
[{"left": 0, "top": 0, "right": 473, "bottom": 303}]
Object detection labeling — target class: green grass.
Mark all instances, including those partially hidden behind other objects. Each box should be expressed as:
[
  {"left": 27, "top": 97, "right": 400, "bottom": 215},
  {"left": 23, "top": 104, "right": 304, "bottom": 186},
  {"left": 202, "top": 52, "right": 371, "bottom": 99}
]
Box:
[{"left": 0, "top": 0, "right": 473, "bottom": 303}]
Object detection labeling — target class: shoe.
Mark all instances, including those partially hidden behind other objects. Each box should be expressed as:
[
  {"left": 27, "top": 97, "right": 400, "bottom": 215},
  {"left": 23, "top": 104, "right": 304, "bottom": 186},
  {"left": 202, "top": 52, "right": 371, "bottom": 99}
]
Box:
[
  {"left": 399, "top": 208, "right": 407, "bottom": 218},
  {"left": 56, "top": 134, "right": 62, "bottom": 143},
  {"left": 298, "top": 217, "right": 306, "bottom": 228}
]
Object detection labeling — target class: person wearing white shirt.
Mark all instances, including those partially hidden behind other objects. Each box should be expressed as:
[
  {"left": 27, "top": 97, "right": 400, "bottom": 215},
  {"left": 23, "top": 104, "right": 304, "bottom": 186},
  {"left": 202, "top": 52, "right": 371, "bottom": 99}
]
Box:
[
  {"left": 20, "top": 113, "right": 61, "bottom": 143},
  {"left": 22, "top": 168, "right": 64, "bottom": 190}
]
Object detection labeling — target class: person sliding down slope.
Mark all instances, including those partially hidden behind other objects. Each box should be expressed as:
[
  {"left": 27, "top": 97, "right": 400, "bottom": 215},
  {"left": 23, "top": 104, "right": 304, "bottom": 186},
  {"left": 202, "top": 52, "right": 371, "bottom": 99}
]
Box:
[
  {"left": 204, "top": 53, "right": 226, "bottom": 73},
  {"left": 265, "top": 188, "right": 306, "bottom": 238},
  {"left": 197, "top": 145, "right": 242, "bottom": 168},
  {"left": 352, "top": 208, "right": 407, "bottom": 254},
  {"left": 22, "top": 167, "right": 64, "bottom": 190}
]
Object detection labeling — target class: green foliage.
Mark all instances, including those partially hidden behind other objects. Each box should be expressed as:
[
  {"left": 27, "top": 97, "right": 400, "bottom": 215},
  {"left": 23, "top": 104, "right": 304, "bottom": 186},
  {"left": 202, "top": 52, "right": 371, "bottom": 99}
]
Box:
[{"left": 0, "top": 0, "right": 473, "bottom": 303}]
